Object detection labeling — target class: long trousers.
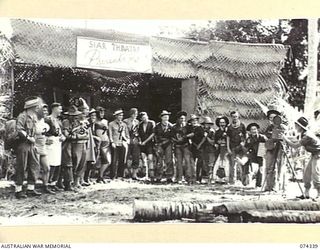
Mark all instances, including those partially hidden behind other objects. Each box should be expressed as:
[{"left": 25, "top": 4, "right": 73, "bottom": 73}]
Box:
[
  {"left": 111, "top": 145, "right": 127, "bottom": 179},
  {"left": 303, "top": 154, "right": 320, "bottom": 190},
  {"left": 264, "top": 143, "right": 285, "bottom": 191},
  {"left": 71, "top": 143, "right": 87, "bottom": 178},
  {"left": 201, "top": 148, "right": 216, "bottom": 179},
  {"left": 15, "top": 142, "right": 40, "bottom": 186},
  {"left": 212, "top": 153, "right": 230, "bottom": 182},
  {"left": 127, "top": 143, "right": 140, "bottom": 169},
  {"left": 229, "top": 148, "right": 243, "bottom": 184},
  {"left": 155, "top": 144, "right": 174, "bottom": 180},
  {"left": 175, "top": 145, "right": 193, "bottom": 182},
  {"left": 191, "top": 146, "right": 203, "bottom": 181}
]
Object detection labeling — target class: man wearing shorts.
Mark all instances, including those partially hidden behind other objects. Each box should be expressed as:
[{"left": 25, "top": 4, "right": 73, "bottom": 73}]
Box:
[{"left": 138, "top": 112, "right": 155, "bottom": 180}]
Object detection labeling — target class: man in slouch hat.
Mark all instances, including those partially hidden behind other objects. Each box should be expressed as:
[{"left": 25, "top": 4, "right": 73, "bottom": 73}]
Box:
[
  {"left": 154, "top": 110, "right": 174, "bottom": 183},
  {"left": 187, "top": 114, "right": 204, "bottom": 183},
  {"left": 14, "top": 96, "right": 41, "bottom": 198},
  {"left": 212, "top": 116, "right": 230, "bottom": 183},
  {"left": 61, "top": 105, "right": 82, "bottom": 191},
  {"left": 197, "top": 116, "right": 216, "bottom": 184},
  {"left": 242, "top": 123, "right": 267, "bottom": 187},
  {"left": 284, "top": 117, "right": 320, "bottom": 200}
]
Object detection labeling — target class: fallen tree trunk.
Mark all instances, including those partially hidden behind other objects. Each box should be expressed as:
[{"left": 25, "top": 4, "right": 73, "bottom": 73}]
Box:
[
  {"left": 133, "top": 200, "right": 320, "bottom": 222},
  {"left": 133, "top": 200, "right": 219, "bottom": 222},
  {"left": 195, "top": 209, "right": 234, "bottom": 223},
  {"left": 211, "top": 200, "right": 320, "bottom": 215},
  {"left": 241, "top": 210, "right": 320, "bottom": 223}
]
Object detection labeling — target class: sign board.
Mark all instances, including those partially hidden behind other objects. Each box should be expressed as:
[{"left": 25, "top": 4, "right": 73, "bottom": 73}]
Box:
[{"left": 76, "top": 37, "right": 153, "bottom": 73}]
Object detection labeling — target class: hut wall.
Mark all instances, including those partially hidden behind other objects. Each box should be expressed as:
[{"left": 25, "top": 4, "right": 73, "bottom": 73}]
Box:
[{"left": 181, "top": 78, "right": 197, "bottom": 115}]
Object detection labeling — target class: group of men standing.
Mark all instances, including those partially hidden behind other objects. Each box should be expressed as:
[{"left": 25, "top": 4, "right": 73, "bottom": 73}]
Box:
[{"left": 11, "top": 96, "right": 320, "bottom": 200}]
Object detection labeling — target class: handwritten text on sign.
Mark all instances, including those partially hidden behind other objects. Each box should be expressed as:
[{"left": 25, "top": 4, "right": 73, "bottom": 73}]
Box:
[{"left": 76, "top": 37, "right": 152, "bottom": 73}]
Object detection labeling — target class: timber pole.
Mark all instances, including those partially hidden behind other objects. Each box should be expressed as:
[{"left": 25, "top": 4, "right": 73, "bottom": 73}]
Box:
[{"left": 304, "top": 19, "right": 319, "bottom": 119}]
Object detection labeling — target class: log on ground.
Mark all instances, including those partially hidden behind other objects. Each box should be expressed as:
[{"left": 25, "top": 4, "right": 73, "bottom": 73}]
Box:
[
  {"left": 195, "top": 209, "right": 235, "bottom": 223},
  {"left": 211, "top": 200, "right": 320, "bottom": 215},
  {"left": 241, "top": 210, "right": 320, "bottom": 223},
  {"left": 133, "top": 200, "right": 218, "bottom": 222}
]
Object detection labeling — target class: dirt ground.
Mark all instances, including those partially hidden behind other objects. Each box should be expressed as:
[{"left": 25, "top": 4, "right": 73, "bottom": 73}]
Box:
[{"left": 0, "top": 176, "right": 309, "bottom": 225}]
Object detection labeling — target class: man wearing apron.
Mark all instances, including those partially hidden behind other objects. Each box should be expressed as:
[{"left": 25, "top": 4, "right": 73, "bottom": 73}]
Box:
[
  {"left": 46, "top": 103, "right": 65, "bottom": 190},
  {"left": 35, "top": 103, "right": 55, "bottom": 194}
]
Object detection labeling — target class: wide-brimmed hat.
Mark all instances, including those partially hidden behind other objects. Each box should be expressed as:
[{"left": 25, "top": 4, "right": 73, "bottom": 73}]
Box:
[
  {"left": 65, "top": 105, "right": 82, "bottom": 116},
  {"left": 113, "top": 109, "right": 124, "bottom": 116},
  {"left": 89, "top": 108, "right": 98, "bottom": 115},
  {"left": 187, "top": 114, "right": 200, "bottom": 124},
  {"left": 177, "top": 111, "right": 187, "bottom": 118},
  {"left": 24, "top": 97, "right": 40, "bottom": 110},
  {"left": 189, "top": 114, "right": 199, "bottom": 121},
  {"left": 201, "top": 116, "right": 214, "bottom": 125},
  {"left": 159, "top": 110, "right": 171, "bottom": 118},
  {"left": 247, "top": 122, "right": 260, "bottom": 131},
  {"left": 96, "top": 106, "right": 105, "bottom": 112},
  {"left": 295, "top": 116, "right": 309, "bottom": 131},
  {"left": 267, "top": 104, "right": 281, "bottom": 117},
  {"left": 215, "top": 116, "right": 229, "bottom": 127},
  {"left": 51, "top": 102, "right": 61, "bottom": 109}
]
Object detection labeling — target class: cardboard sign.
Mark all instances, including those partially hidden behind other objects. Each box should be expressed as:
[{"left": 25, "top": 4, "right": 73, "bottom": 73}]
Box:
[{"left": 76, "top": 37, "right": 152, "bottom": 73}]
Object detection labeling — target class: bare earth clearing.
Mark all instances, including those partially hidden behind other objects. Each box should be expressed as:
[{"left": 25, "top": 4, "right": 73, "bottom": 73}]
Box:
[{"left": 0, "top": 176, "right": 309, "bottom": 225}]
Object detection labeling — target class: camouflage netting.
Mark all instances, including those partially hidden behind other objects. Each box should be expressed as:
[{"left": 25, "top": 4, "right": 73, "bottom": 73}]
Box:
[
  {"left": 151, "top": 36, "right": 289, "bottom": 130},
  {"left": 0, "top": 34, "right": 15, "bottom": 119},
  {"left": 10, "top": 19, "right": 289, "bottom": 129}
]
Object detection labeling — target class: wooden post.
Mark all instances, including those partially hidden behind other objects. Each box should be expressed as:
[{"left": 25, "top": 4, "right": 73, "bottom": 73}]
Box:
[
  {"left": 10, "top": 65, "right": 14, "bottom": 118},
  {"left": 304, "top": 19, "right": 319, "bottom": 119}
]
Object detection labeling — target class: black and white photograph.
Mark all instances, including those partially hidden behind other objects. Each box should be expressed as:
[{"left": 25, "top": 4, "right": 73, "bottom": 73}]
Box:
[{"left": 0, "top": 17, "right": 320, "bottom": 225}]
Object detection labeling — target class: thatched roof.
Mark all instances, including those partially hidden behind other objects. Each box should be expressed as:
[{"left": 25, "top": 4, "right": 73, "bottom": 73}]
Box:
[{"left": 9, "top": 19, "right": 289, "bottom": 129}]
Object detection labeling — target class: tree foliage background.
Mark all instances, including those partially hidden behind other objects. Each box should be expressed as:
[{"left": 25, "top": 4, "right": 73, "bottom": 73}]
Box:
[{"left": 184, "top": 19, "right": 309, "bottom": 111}]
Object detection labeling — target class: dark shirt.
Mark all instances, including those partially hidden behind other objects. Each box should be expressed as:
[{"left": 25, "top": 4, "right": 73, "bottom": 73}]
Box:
[
  {"left": 171, "top": 123, "right": 189, "bottom": 146},
  {"left": 45, "top": 116, "right": 62, "bottom": 137},
  {"left": 265, "top": 124, "right": 274, "bottom": 139},
  {"left": 201, "top": 127, "right": 216, "bottom": 152},
  {"left": 227, "top": 122, "right": 246, "bottom": 149},
  {"left": 154, "top": 122, "right": 173, "bottom": 146},
  {"left": 138, "top": 120, "right": 155, "bottom": 143},
  {"left": 215, "top": 128, "right": 228, "bottom": 149},
  {"left": 188, "top": 125, "right": 204, "bottom": 145},
  {"left": 245, "top": 134, "right": 267, "bottom": 165}
]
